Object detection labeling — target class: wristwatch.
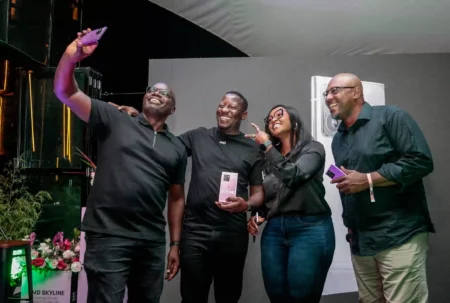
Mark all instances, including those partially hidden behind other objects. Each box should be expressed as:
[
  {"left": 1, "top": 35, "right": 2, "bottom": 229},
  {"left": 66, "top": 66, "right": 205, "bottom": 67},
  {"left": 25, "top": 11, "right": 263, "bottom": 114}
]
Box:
[
  {"left": 169, "top": 241, "right": 180, "bottom": 247},
  {"left": 260, "top": 140, "right": 272, "bottom": 151},
  {"left": 246, "top": 202, "right": 252, "bottom": 212}
]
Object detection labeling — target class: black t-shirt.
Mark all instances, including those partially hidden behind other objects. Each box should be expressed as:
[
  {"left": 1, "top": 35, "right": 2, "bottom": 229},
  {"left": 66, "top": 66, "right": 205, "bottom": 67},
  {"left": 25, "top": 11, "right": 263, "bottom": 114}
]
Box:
[
  {"left": 179, "top": 127, "right": 264, "bottom": 232},
  {"left": 81, "top": 99, "right": 187, "bottom": 242}
]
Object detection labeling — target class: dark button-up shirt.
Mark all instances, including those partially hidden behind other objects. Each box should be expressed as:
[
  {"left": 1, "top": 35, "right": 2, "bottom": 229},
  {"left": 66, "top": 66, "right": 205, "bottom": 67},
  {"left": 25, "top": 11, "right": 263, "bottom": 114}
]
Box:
[{"left": 332, "top": 102, "right": 434, "bottom": 256}]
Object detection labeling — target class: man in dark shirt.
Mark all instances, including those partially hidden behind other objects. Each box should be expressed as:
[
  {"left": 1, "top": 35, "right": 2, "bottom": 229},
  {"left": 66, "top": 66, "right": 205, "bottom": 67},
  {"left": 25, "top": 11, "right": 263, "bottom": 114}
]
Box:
[
  {"left": 326, "top": 73, "right": 434, "bottom": 303},
  {"left": 112, "top": 91, "right": 265, "bottom": 303},
  {"left": 178, "top": 91, "right": 264, "bottom": 303},
  {"left": 54, "top": 29, "right": 187, "bottom": 303}
]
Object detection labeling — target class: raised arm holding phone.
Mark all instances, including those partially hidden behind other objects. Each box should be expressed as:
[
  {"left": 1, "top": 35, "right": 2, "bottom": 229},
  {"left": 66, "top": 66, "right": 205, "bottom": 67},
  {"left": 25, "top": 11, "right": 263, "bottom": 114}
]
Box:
[{"left": 54, "top": 28, "right": 188, "bottom": 303}]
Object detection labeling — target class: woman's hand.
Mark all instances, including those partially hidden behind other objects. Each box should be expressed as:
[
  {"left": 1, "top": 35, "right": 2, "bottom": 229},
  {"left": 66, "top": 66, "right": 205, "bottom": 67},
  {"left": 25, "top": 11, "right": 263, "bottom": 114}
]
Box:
[
  {"left": 245, "top": 123, "right": 270, "bottom": 145},
  {"left": 247, "top": 215, "right": 265, "bottom": 236}
]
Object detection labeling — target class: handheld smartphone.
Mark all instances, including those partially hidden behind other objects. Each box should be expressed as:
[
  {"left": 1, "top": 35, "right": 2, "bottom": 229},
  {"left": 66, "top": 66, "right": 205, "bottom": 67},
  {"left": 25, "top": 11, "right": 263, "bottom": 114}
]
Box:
[
  {"left": 218, "top": 172, "right": 238, "bottom": 203},
  {"left": 326, "top": 164, "right": 346, "bottom": 180},
  {"left": 80, "top": 27, "right": 108, "bottom": 45}
]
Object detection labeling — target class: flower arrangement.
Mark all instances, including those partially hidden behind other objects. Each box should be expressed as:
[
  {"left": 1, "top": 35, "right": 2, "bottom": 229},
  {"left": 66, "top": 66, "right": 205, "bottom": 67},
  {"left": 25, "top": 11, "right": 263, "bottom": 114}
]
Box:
[{"left": 25, "top": 229, "right": 82, "bottom": 273}]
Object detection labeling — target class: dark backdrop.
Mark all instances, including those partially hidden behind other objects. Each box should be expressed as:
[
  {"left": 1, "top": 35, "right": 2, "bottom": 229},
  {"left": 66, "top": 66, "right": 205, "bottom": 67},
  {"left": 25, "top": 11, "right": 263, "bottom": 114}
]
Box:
[{"left": 81, "top": 0, "right": 247, "bottom": 108}]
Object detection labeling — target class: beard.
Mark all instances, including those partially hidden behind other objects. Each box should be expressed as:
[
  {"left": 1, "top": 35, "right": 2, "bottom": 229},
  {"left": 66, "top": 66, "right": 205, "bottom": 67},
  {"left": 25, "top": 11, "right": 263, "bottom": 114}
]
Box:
[{"left": 143, "top": 103, "right": 172, "bottom": 118}]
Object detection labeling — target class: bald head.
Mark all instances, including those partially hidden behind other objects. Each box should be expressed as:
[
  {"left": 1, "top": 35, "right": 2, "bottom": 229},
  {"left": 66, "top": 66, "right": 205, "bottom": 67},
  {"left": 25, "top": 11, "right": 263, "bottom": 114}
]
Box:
[
  {"left": 332, "top": 73, "right": 360, "bottom": 84},
  {"left": 325, "top": 73, "right": 366, "bottom": 122},
  {"left": 328, "top": 73, "right": 364, "bottom": 101}
]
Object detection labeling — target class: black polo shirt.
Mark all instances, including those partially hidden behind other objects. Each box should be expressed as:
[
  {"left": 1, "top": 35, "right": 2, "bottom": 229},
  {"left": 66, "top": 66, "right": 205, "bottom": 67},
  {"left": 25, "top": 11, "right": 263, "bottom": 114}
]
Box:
[
  {"left": 179, "top": 127, "right": 264, "bottom": 232},
  {"left": 332, "top": 102, "right": 434, "bottom": 256},
  {"left": 81, "top": 99, "right": 187, "bottom": 243}
]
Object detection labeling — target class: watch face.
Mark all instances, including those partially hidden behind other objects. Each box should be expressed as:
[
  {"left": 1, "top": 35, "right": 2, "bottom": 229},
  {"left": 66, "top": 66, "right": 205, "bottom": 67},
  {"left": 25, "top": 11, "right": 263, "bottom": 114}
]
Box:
[{"left": 260, "top": 143, "right": 267, "bottom": 151}]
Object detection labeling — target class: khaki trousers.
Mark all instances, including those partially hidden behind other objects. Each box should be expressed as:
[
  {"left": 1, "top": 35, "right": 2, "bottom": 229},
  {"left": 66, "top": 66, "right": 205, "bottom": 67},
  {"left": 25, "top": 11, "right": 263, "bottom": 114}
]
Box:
[{"left": 351, "top": 232, "right": 429, "bottom": 303}]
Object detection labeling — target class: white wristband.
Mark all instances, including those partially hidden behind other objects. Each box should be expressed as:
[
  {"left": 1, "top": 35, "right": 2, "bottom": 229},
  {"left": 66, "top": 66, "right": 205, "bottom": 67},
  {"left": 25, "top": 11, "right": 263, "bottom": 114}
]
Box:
[{"left": 367, "top": 173, "right": 376, "bottom": 203}]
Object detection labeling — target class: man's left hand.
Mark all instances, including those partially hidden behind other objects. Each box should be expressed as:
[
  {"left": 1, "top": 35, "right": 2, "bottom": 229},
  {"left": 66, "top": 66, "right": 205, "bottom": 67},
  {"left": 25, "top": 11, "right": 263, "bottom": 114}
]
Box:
[
  {"left": 215, "top": 197, "right": 249, "bottom": 213},
  {"left": 331, "top": 167, "right": 369, "bottom": 194},
  {"left": 165, "top": 246, "right": 180, "bottom": 281}
]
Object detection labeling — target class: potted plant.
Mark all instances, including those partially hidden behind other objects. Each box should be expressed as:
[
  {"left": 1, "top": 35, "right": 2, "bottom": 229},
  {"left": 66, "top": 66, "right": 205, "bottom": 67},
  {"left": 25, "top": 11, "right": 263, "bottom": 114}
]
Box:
[{"left": 0, "top": 156, "right": 51, "bottom": 292}]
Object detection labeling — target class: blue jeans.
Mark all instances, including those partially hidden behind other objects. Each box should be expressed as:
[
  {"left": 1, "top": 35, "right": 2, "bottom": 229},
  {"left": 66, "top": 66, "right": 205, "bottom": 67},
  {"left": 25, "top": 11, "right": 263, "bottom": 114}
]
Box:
[{"left": 261, "top": 215, "right": 335, "bottom": 303}]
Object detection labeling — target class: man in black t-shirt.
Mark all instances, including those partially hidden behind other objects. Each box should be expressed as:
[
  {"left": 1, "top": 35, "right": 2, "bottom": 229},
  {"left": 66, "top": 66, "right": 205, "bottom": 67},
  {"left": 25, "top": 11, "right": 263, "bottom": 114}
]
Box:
[
  {"left": 54, "top": 29, "right": 187, "bottom": 303},
  {"left": 178, "top": 91, "right": 264, "bottom": 303},
  {"left": 114, "top": 91, "right": 265, "bottom": 303}
]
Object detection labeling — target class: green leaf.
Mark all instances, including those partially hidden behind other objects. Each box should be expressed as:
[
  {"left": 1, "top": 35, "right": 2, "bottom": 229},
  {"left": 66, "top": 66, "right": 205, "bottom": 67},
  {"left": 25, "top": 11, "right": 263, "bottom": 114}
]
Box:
[{"left": 0, "top": 154, "right": 51, "bottom": 240}]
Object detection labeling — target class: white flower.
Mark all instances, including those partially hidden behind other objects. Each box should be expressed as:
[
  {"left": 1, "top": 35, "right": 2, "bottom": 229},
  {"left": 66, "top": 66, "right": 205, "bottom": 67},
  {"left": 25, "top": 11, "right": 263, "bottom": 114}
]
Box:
[
  {"left": 39, "top": 247, "right": 52, "bottom": 258},
  {"left": 46, "top": 258, "right": 58, "bottom": 269},
  {"left": 74, "top": 245, "right": 80, "bottom": 253},
  {"left": 71, "top": 261, "right": 82, "bottom": 273},
  {"left": 45, "top": 238, "right": 51, "bottom": 243},
  {"left": 39, "top": 243, "right": 49, "bottom": 250},
  {"left": 63, "top": 250, "right": 75, "bottom": 259},
  {"left": 31, "top": 250, "right": 39, "bottom": 259}
]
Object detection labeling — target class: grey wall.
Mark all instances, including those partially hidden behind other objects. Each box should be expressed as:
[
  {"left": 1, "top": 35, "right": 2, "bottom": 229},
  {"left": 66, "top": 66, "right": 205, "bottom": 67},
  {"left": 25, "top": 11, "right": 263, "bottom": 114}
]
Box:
[{"left": 148, "top": 55, "right": 450, "bottom": 303}]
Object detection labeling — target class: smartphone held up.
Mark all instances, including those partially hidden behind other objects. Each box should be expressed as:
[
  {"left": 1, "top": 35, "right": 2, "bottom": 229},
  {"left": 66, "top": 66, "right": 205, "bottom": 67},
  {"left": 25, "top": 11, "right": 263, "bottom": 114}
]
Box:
[{"left": 80, "top": 26, "right": 108, "bottom": 45}]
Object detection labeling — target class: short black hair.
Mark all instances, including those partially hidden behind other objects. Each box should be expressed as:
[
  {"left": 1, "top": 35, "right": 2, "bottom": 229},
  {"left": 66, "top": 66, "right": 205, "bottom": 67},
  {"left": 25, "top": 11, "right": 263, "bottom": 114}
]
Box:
[{"left": 225, "top": 91, "right": 248, "bottom": 111}]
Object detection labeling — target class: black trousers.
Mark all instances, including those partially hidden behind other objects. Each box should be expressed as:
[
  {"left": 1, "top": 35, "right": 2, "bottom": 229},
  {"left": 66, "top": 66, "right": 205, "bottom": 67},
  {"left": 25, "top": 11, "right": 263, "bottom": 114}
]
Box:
[
  {"left": 180, "top": 228, "right": 249, "bottom": 303},
  {"left": 84, "top": 232, "right": 165, "bottom": 303}
]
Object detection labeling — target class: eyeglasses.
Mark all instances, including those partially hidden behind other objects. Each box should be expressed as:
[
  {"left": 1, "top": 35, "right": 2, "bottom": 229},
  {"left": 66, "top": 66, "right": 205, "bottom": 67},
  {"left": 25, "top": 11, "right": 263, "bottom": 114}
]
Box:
[
  {"left": 146, "top": 86, "right": 172, "bottom": 98},
  {"left": 323, "top": 86, "right": 356, "bottom": 98},
  {"left": 264, "top": 109, "right": 283, "bottom": 125}
]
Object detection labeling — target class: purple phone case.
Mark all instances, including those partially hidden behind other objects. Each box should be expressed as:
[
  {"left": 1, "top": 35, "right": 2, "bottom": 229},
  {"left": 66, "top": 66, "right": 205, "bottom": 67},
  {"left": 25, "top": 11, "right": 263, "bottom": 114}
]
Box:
[
  {"left": 80, "top": 27, "right": 108, "bottom": 45},
  {"left": 326, "top": 164, "right": 346, "bottom": 179}
]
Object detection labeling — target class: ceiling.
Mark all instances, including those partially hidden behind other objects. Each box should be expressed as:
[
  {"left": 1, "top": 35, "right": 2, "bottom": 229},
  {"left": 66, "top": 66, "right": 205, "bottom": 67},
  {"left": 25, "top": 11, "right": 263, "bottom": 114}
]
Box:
[{"left": 149, "top": 0, "right": 450, "bottom": 56}]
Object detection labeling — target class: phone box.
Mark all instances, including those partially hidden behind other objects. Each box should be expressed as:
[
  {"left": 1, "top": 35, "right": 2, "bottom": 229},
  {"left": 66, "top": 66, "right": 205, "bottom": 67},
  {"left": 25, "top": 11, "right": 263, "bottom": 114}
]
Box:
[{"left": 218, "top": 172, "right": 238, "bottom": 203}]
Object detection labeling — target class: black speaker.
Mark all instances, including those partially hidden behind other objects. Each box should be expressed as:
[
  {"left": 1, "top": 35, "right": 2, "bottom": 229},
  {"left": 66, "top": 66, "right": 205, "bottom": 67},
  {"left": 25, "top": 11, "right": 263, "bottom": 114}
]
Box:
[
  {"left": 17, "top": 67, "right": 102, "bottom": 169},
  {"left": 0, "top": 0, "right": 82, "bottom": 66},
  {"left": 0, "top": 0, "right": 9, "bottom": 42},
  {"left": 49, "top": 0, "right": 83, "bottom": 66},
  {"left": 0, "top": 0, "right": 52, "bottom": 65}
]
